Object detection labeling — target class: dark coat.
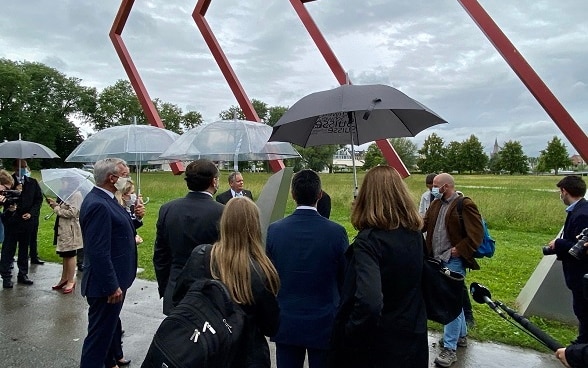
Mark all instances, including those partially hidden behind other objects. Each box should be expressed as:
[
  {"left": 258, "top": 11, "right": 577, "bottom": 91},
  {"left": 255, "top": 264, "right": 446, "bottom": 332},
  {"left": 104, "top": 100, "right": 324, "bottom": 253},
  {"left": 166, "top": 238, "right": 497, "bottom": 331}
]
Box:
[
  {"left": 423, "top": 195, "right": 483, "bottom": 270},
  {"left": 8, "top": 174, "right": 42, "bottom": 231},
  {"left": 79, "top": 187, "right": 137, "bottom": 297},
  {"left": 554, "top": 198, "right": 588, "bottom": 291},
  {"left": 173, "top": 244, "right": 280, "bottom": 368},
  {"left": 330, "top": 228, "right": 428, "bottom": 368},
  {"left": 153, "top": 191, "right": 224, "bottom": 315},
  {"left": 566, "top": 343, "right": 588, "bottom": 368},
  {"left": 215, "top": 189, "right": 253, "bottom": 205},
  {"left": 266, "top": 209, "right": 348, "bottom": 349}
]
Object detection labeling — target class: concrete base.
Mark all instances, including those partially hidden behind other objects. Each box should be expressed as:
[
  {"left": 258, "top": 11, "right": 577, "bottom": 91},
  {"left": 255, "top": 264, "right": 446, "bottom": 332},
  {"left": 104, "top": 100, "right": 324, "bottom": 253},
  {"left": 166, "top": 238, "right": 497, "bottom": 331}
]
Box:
[
  {"left": 517, "top": 255, "right": 575, "bottom": 324},
  {"left": 256, "top": 167, "right": 293, "bottom": 247}
]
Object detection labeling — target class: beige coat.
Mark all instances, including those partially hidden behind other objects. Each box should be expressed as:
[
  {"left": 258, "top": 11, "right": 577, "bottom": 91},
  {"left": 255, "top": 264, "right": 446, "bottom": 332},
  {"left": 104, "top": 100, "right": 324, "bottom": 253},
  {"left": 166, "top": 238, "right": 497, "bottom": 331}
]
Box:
[{"left": 53, "top": 199, "right": 83, "bottom": 253}]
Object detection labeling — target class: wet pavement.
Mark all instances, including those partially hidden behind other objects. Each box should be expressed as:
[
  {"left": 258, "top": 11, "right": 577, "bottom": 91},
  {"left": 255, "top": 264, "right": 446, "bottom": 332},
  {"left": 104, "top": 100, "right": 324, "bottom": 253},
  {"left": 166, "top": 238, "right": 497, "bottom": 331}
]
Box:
[{"left": 0, "top": 262, "right": 563, "bottom": 368}]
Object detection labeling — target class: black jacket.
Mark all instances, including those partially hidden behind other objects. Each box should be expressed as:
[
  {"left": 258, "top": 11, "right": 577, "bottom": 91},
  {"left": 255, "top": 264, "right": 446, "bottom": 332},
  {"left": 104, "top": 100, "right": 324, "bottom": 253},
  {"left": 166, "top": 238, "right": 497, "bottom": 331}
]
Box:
[
  {"left": 215, "top": 189, "right": 253, "bottom": 205},
  {"left": 153, "top": 192, "right": 224, "bottom": 315},
  {"left": 173, "top": 244, "right": 279, "bottom": 368},
  {"left": 554, "top": 198, "right": 588, "bottom": 291},
  {"left": 8, "top": 174, "right": 42, "bottom": 231},
  {"left": 331, "top": 228, "right": 428, "bottom": 368}
]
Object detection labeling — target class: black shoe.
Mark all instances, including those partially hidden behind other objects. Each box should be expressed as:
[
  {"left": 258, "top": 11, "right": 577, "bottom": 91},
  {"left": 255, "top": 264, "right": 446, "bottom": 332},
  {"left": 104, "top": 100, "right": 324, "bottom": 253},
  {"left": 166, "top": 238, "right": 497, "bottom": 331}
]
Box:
[
  {"left": 31, "top": 258, "right": 45, "bottom": 265},
  {"left": 17, "top": 275, "right": 33, "bottom": 285},
  {"left": 2, "top": 279, "right": 13, "bottom": 289}
]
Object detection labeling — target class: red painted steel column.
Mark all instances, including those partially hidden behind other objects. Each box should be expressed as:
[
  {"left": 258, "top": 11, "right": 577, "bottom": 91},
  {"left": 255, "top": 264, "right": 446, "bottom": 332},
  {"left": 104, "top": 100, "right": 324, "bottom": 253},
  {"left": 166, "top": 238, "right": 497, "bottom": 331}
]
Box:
[
  {"left": 290, "top": 0, "right": 410, "bottom": 178},
  {"left": 459, "top": 0, "right": 588, "bottom": 161},
  {"left": 193, "top": 0, "right": 284, "bottom": 172},
  {"left": 110, "top": 0, "right": 184, "bottom": 174}
]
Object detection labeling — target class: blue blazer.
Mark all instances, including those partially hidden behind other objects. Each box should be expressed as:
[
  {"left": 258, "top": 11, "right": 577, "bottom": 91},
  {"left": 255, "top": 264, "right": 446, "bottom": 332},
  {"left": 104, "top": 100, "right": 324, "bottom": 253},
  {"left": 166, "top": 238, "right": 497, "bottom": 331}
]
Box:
[
  {"left": 266, "top": 209, "right": 348, "bottom": 349},
  {"left": 80, "top": 187, "right": 137, "bottom": 298},
  {"left": 555, "top": 198, "right": 588, "bottom": 290}
]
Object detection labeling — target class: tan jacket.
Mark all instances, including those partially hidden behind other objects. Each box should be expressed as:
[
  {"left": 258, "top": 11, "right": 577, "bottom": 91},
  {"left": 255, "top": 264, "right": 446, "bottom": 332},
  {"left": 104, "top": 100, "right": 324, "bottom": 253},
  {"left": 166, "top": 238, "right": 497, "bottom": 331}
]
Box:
[
  {"left": 53, "top": 202, "right": 83, "bottom": 252},
  {"left": 423, "top": 195, "right": 483, "bottom": 270}
]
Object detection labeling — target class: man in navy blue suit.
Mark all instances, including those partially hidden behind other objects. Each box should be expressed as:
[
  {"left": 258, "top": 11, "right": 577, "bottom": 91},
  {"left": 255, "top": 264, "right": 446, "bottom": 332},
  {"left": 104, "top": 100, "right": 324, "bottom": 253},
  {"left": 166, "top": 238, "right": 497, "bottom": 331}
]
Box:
[
  {"left": 548, "top": 175, "right": 588, "bottom": 345},
  {"left": 79, "top": 158, "right": 137, "bottom": 368},
  {"left": 266, "top": 170, "right": 348, "bottom": 368}
]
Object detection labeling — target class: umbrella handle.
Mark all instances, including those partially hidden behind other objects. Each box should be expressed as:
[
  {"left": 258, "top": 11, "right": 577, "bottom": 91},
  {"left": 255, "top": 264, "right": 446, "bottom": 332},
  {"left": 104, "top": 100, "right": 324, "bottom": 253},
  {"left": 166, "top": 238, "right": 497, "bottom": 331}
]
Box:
[{"left": 44, "top": 212, "right": 55, "bottom": 220}]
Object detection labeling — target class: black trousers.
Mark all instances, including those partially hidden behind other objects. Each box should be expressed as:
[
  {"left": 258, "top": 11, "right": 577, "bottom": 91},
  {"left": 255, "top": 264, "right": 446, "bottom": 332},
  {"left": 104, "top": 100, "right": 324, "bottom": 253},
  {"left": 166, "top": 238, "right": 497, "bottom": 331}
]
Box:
[
  {"left": 572, "top": 287, "right": 588, "bottom": 344},
  {"left": 0, "top": 228, "right": 30, "bottom": 278},
  {"left": 28, "top": 216, "right": 40, "bottom": 260}
]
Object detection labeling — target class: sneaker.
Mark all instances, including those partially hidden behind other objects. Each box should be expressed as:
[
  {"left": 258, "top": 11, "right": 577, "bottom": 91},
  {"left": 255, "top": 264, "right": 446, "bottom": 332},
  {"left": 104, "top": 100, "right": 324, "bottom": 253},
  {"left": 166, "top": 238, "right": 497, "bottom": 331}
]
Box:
[
  {"left": 439, "top": 336, "right": 468, "bottom": 348},
  {"left": 435, "top": 347, "right": 457, "bottom": 367}
]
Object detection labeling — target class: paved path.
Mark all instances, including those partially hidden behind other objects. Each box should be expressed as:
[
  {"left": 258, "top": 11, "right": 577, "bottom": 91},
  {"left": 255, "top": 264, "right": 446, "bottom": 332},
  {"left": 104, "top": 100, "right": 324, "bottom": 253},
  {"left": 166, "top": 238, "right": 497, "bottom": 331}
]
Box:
[{"left": 0, "top": 262, "right": 563, "bottom": 367}]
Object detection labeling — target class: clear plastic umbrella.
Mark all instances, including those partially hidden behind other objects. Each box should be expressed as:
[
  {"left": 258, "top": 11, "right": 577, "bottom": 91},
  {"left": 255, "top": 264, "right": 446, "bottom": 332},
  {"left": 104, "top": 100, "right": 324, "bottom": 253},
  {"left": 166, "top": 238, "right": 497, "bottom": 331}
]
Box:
[
  {"left": 40, "top": 168, "right": 95, "bottom": 209},
  {"left": 65, "top": 124, "right": 180, "bottom": 195},
  {"left": 159, "top": 119, "right": 300, "bottom": 171}
]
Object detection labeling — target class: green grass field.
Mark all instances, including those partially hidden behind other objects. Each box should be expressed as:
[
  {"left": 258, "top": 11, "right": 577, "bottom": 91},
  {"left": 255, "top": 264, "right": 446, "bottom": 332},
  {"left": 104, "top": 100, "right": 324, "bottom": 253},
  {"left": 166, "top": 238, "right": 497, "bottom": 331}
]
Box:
[{"left": 33, "top": 170, "right": 577, "bottom": 351}]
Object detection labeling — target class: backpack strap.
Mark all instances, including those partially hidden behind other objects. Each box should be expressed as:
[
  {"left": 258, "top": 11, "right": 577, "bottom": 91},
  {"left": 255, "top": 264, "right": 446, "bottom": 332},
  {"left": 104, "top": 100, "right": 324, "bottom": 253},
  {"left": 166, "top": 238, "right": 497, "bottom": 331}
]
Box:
[{"left": 456, "top": 196, "right": 468, "bottom": 239}]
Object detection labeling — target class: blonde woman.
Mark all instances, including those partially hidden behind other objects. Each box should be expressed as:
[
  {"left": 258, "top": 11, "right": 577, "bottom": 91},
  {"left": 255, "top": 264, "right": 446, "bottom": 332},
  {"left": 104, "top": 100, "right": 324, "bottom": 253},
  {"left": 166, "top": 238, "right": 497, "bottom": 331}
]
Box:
[
  {"left": 47, "top": 190, "right": 83, "bottom": 294},
  {"left": 173, "top": 197, "right": 280, "bottom": 368},
  {"left": 331, "top": 166, "right": 427, "bottom": 368}
]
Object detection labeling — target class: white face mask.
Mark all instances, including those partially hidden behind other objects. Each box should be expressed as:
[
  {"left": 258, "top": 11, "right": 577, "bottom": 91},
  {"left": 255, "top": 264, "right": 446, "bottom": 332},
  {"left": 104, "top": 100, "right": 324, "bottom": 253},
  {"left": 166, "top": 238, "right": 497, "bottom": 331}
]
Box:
[
  {"left": 114, "top": 176, "right": 129, "bottom": 191},
  {"left": 125, "top": 193, "right": 137, "bottom": 207}
]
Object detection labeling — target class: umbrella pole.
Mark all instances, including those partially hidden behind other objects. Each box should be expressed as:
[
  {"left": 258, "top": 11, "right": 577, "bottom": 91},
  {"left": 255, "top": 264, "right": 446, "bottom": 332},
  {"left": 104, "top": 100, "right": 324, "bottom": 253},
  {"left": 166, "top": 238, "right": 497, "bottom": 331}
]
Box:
[{"left": 348, "top": 112, "right": 359, "bottom": 198}]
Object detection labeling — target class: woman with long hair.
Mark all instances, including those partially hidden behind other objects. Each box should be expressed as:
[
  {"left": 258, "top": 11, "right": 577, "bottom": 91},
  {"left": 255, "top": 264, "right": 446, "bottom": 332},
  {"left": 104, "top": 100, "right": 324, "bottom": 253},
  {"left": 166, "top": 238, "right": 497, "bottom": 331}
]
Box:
[
  {"left": 173, "top": 196, "right": 280, "bottom": 368},
  {"left": 331, "top": 165, "right": 427, "bottom": 368}
]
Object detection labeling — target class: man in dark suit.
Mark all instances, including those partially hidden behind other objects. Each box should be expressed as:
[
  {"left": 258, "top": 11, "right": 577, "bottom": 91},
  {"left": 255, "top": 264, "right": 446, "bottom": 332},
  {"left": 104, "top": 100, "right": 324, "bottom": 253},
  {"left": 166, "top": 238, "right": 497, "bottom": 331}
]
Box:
[
  {"left": 11, "top": 160, "right": 45, "bottom": 265},
  {"left": 266, "top": 170, "right": 348, "bottom": 368},
  {"left": 548, "top": 175, "right": 588, "bottom": 344},
  {"left": 153, "top": 159, "right": 224, "bottom": 315},
  {"left": 79, "top": 158, "right": 138, "bottom": 368},
  {"left": 0, "top": 159, "right": 43, "bottom": 288},
  {"left": 215, "top": 171, "right": 253, "bottom": 204}
]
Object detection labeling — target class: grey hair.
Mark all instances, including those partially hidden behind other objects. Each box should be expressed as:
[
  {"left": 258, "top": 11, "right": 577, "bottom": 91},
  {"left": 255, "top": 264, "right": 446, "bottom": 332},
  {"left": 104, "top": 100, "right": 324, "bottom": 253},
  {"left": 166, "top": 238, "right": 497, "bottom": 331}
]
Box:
[
  {"left": 228, "top": 171, "right": 241, "bottom": 184},
  {"left": 93, "top": 158, "right": 127, "bottom": 185}
]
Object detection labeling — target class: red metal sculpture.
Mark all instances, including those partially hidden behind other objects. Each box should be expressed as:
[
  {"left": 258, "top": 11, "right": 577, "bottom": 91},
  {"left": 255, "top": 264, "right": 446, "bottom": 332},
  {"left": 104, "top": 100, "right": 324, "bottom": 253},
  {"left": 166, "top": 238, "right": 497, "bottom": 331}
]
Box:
[
  {"left": 459, "top": 0, "right": 588, "bottom": 161},
  {"left": 192, "top": 0, "right": 285, "bottom": 173},
  {"left": 110, "top": 0, "right": 184, "bottom": 174}
]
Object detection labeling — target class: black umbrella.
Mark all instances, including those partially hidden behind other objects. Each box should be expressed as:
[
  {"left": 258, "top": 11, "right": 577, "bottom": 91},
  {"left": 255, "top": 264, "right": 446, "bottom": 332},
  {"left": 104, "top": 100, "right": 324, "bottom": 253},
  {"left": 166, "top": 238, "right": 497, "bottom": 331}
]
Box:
[{"left": 268, "top": 84, "right": 447, "bottom": 195}]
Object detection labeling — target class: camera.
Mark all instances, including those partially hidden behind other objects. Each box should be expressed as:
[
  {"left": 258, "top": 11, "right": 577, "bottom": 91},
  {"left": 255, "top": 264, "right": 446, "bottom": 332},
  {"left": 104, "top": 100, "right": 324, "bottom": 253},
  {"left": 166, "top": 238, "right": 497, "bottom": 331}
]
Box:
[
  {"left": 0, "top": 189, "right": 21, "bottom": 206},
  {"left": 542, "top": 245, "right": 557, "bottom": 256},
  {"left": 568, "top": 228, "right": 588, "bottom": 260}
]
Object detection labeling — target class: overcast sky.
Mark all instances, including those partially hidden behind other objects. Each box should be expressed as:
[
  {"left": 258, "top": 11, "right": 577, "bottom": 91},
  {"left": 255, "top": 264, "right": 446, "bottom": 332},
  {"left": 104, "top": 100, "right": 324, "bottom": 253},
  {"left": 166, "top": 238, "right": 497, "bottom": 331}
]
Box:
[{"left": 1, "top": 0, "right": 586, "bottom": 157}]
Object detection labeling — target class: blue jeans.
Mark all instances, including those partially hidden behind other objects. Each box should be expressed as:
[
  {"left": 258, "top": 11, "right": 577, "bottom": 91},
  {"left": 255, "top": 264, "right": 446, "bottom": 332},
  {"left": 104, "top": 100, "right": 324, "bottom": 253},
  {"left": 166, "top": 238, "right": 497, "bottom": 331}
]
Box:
[{"left": 442, "top": 256, "right": 467, "bottom": 350}]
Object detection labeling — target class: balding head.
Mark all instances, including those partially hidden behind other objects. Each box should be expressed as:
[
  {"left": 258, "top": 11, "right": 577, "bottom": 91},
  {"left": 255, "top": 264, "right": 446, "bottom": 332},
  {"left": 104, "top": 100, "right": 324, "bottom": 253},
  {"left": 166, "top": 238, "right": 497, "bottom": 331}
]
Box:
[{"left": 433, "top": 173, "right": 456, "bottom": 199}]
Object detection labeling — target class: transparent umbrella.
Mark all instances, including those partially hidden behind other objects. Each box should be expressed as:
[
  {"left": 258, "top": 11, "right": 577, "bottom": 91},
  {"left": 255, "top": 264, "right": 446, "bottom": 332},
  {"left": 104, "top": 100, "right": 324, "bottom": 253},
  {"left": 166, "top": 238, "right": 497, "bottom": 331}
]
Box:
[
  {"left": 40, "top": 168, "right": 95, "bottom": 212},
  {"left": 159, "top": 119, "right": 300, "bottom": 171},
  {"left": 65, "top": 124, "right": 180, "bottom": 195}
]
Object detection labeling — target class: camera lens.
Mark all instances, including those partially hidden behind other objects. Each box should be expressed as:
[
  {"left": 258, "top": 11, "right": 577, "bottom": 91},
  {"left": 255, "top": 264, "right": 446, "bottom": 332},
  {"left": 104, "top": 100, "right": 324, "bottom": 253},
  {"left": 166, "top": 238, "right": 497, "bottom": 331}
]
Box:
[{"left": 543, "top": 246, "right": 556, "bottom": 256}]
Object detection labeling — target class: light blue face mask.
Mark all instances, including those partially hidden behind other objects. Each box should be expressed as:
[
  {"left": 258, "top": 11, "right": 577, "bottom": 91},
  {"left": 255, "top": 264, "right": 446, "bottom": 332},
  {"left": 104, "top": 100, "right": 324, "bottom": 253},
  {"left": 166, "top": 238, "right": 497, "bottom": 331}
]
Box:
[
  {"left": 20, "top": 168, "right": 30, "bottom": 178},
  {"left": 431, "top": 186, "right": 443, "bottom": 199}
]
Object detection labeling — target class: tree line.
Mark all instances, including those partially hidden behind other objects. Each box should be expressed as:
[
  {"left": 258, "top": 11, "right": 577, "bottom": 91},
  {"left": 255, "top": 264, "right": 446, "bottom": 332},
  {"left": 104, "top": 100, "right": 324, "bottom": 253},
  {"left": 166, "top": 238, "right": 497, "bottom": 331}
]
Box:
[{"left": 0, "top": 58, "right": 576, "bottom": 174}]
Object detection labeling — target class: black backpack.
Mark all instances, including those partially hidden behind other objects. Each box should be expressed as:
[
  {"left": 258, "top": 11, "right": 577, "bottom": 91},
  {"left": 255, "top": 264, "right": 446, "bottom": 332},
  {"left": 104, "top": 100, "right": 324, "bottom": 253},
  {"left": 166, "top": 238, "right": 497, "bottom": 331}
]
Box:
[{"left": 142, "top": 279, "right": 246, "bottom": 368}]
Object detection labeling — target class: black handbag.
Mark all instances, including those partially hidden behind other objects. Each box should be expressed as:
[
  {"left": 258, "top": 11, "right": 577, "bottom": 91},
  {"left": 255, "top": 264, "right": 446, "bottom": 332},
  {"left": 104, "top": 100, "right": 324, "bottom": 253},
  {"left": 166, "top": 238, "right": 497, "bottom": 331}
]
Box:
[{"left": 421, "top": 257, "right": 465, "bottom": 325}]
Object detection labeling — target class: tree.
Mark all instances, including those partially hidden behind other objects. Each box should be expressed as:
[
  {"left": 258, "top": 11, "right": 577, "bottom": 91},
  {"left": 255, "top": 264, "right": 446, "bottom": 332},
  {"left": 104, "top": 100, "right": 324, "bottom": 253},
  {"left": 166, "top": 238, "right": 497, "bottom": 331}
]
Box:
[
  {"left": 182, "top": 111, "right": 204, "bottom": 131},
  {"left": 91, "top": 80, "right": 145, "bottom": 130},
  {"left": 297, "top": 145, "right": 337, "bottom": 172},
  {"left": 1, "top": 60, "right": 94, "bottom": 165},
  {"left": 539, "top": 136, "right": 571, "bottom": 175},
  {"left": 154, "top": 99, "right": 183, "bottom": 134},
  {"left": 498, "top": 140, "right": 528, "bottom": 174},
  {"left": 362, "top": 143, "right": 386, "bottom": 170},
  {"left": 267, "top": 105, "right": 288, "bottom": 127},
  {"left": 218, "top": 99, "right": 269, "bottom": 122},
  {"left": 444, "top": 141, "right": 462, "bottom": 173},
  {"left": 417, "top": 133, "right": 446, "bottom": 173},
  {"left": 460, "top": 135, "right": 488, "bottom": 173},
  {"left": 388, "top": 138, "right": 418, "bottom": 170}
]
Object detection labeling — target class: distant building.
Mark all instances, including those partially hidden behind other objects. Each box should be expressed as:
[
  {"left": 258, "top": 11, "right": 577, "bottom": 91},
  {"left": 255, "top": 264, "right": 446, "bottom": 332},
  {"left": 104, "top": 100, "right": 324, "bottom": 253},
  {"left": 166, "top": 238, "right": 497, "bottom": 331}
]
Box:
[
  {"left": 491, "top": 138, "right": 501, "bottom": 158},
  {"left": 570, "top": 154, "right": 585, "bottom": 167}
]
